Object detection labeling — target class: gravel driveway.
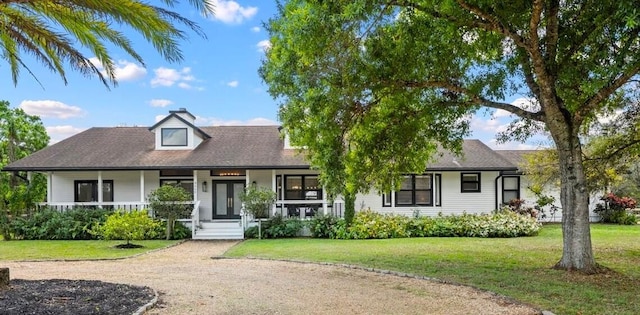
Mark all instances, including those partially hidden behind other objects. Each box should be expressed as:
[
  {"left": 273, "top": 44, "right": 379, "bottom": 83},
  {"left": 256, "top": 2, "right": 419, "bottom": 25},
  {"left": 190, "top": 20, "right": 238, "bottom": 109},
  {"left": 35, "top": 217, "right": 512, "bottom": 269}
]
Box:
[{"left": 4, "top": 241, "right": 539, "bottom": 315}]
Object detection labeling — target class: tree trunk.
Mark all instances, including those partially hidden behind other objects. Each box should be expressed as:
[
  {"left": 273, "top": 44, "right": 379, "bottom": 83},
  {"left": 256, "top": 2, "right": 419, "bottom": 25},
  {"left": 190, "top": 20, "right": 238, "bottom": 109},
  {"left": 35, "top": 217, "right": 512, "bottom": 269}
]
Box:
[
  {"left": 552, "top": 131, "right": 599, "bottom": 273},
  {"left": 166, "top": 217, "right": 175, "bottom": 240}
]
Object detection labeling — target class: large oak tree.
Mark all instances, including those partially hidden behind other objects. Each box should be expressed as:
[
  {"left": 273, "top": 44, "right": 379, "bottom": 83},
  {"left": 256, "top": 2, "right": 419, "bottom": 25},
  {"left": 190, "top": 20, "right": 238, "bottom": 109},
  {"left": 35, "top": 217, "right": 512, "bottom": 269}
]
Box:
[
  {"left": 260, "top": 1, "right": 640, "bottom": 273},
  {"left": 0, "top": 0, "right": 214, "bottom": 87}
]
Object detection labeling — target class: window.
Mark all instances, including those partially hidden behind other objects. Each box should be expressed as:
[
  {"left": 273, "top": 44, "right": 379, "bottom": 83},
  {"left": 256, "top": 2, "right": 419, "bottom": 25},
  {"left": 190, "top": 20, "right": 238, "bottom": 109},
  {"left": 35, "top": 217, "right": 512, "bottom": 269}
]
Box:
[
  {"left": 160, "top": 179, "right": 194, "bottom": 198},
  {"left": 395, "top": 175, "right": 432, "bottom": 206},
  {"left": 382, "top": 192, "right": 392, "bottom": 207},
  {"left": 74, "top": 180, "right": 113, "bottom": 202},
  {"left": 161, "top": 128, "right": 187, "bottom": 146},
  {"left": 160, "top": 169, "right": 193, "bottom": 177},
  {"left": 461, "top": 173, "right": 481, "bottom": 193},
  {"left": 502, "top": 176, "right": 520, "bottom": 204},
  {"left": 284, "top": 175, "right": 322, "bottom": 200}
]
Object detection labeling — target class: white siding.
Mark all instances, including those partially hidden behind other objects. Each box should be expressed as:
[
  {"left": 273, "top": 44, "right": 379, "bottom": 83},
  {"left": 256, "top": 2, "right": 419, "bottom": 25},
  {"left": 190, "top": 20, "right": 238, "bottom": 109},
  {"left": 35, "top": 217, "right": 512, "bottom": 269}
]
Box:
[
  {"left": 152, "top": 116, "right": 205, "bottom": 150},
  {"left": 356, "top": 171, "right": 501, "bottom": 217},
  {"left": 518, "top": 175, "right": 601, "bottom": 222},
  {"left": 51, "top": 171, "right": 157, "bottom": 203}
]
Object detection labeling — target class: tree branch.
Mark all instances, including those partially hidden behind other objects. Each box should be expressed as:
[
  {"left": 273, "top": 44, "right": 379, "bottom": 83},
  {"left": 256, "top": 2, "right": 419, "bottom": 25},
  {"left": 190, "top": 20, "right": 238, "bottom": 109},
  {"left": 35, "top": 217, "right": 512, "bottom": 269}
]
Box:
[
  {"left": 455, "top": 0, "right": 530, "bottom": 51},
  {"left": 397, "top": 80, "right": 544, "bottom": 121},
  {"left": 545, "top": 0, "right": 560, "bottom": 78},
  {"left": 577, "top": 64, "right": 640, "bottom": 122},
  {"left": 584, "top": 139, "right": 640, "bottom": 163}
]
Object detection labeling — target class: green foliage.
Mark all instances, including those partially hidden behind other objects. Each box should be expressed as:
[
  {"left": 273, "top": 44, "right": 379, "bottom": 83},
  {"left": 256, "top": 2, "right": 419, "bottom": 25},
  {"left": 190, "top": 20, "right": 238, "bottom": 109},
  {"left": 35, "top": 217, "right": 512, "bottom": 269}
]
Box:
[
  {"left": 328, "top": 209, "right": 540, "bottom": 239},
  {"left": 308, "top": 214, "right": 340, "bottom": 238},
  {"left": 244, "top": 215, "right": 304, "bottom": 239},
  {"left": 0, "top": 1, "right": 213, "bottom": 87},
  {"left": 239, "top": 185, "right": 276, "bottom": 219},
  {"left": 594, "top": 193, "right": 638, "bottom": 225},
  {"left": 153, "top": 220, "right": 192, "bottom": 240},
  {"left": 0, "top": 101, "right": 49, "bottom": 216},
  {"left": 343, "top": 193, "right": 355, "bottom": 226},
  {"left": 148, "top": 185, "right": 192, "bottom": 240},
  {"left": 92, "top": 210, "right": 161, "bottom": 245},
  {"left": 7, "top": 208, "right": 112, "bottom": 240},
  {"left": 261, "top": 0, "right": 640, "bottom": 271}
]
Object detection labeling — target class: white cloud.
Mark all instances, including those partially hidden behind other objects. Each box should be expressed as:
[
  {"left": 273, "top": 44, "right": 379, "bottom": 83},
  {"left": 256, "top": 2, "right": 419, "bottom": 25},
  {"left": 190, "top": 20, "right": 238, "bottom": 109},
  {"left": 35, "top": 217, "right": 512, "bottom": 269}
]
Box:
[
  {"left": 88, "top": 58, "right": 146, "bottom": 81},
  {"left": 251, "top": 26, "right": 261, "bottom": 32},
  {"left": 195, "top": 116, "right": 277, "bottom": 126},
  {"left": 178, "top": 82, "right": 192, "bottom": 89},
  {"left": 46, "top": 125, "right": 86, "bottom": 144},
  {"left": 470, "top": 114, "right": 503, "bottom": 132},
  {"left": 227, "top": 80, "right": 239, "bottom": 87},
  {"left": 150, "top": 67, "right": 201, "bottom": 90},
  {"left": 510, "top": 97, "right": 540, "bottom": 111},
  {"left": 256, "top": 39, "right": 271, "bottom": 52},
  {"left": 149, "top": 99, "right": 174, "bottom": 107},
  {"left": 209, "top": 0, "right": 258, "bottom": 24},
  {"left": 486, "top": 139, "right": 542, "bottom": 150},
  {"left": 19, "top": 100, "right": 84, "bottom": 119}
]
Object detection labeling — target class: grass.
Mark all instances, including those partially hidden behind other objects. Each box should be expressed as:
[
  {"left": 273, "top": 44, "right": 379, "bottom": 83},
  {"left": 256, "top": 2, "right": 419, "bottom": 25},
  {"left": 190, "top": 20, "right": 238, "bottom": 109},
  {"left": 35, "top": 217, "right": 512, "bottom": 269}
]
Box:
[
  {"left": 0, "top": 240, "right": 180, "bottom": 260},
  {"left": 225, "top": 224, "right": 640, "bottom": 315}
]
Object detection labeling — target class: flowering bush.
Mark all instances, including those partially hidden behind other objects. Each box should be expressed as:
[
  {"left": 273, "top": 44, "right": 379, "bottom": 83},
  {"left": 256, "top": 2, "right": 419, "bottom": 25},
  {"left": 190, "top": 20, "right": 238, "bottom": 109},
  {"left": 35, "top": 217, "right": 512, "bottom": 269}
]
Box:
[
  {"left": 594, "top": 193, "right": 638, "bottom": 225},
  {"left": 327, "top": 209, "right": 541, "bottom": 239}
]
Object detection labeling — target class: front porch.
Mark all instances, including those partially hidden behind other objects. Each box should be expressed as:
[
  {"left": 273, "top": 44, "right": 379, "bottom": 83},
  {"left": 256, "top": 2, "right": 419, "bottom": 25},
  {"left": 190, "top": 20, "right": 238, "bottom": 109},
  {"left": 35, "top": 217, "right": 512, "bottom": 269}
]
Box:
[{"left": 39, "top": 199, "right": 345, "bottom": 240}]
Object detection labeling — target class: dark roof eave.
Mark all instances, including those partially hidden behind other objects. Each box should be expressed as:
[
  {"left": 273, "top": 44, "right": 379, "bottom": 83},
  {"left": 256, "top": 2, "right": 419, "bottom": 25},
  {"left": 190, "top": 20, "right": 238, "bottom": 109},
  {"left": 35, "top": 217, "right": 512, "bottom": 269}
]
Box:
[{"left": 2, "top": 165, "right": 312, "bottom": 172}]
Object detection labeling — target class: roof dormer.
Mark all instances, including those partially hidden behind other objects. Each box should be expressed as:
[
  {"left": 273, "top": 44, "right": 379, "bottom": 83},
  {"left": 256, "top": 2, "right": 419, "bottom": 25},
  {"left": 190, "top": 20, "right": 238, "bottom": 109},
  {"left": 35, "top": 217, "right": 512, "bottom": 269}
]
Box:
[{"left": 149, "top": 108, "right": 210, "bottom": 150}]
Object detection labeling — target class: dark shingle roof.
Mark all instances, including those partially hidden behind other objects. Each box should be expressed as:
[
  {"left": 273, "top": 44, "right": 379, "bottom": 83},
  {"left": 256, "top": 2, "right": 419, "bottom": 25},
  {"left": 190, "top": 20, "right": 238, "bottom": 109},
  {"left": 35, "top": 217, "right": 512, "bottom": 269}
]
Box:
[
  {"left": 3, "top": 126, "right": 308, "bottom": 171},
  {"left": 3, "top": 127, "right": 519, "bottom": 172},
  {"left": 427, "top": 140, "right": 517, "bottom": 171},
  {"left": 495, "top": 150, "right": 539, "bottom": 168}
]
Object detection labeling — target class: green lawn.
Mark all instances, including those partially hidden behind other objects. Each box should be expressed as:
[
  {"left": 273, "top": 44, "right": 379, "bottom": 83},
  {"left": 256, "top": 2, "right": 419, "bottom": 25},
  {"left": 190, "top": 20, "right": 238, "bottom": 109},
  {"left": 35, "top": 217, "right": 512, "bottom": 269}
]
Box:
[
  {"left": 226, "top": 224, "right": 640, "bottom": 315},
  {"left": 0, "top": 240, "right": 180, "bottom": 260}
]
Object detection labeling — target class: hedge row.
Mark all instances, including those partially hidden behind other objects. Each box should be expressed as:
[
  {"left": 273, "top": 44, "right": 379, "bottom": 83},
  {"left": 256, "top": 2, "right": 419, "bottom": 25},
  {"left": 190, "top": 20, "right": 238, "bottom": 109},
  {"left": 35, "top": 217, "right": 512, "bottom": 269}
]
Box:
[
  {"left": 309, "top": 209, "right": 541, "bottom": 239},
  {"left": 5, "top": 208, "right": 190, "bottom": 240}
]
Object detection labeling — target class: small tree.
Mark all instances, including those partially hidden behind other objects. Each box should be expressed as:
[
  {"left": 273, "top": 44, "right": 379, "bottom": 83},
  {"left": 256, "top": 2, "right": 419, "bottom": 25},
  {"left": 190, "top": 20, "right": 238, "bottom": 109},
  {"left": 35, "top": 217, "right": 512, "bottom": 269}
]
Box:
[
  {"left": 239, "top": 185, "right": 276, "bottom": 219},
  {"left": 148, "top": 185, "right": 191, "bottom": 240},
  {"left": 92, "top": 210, "right": 160, "bottom": 248}
]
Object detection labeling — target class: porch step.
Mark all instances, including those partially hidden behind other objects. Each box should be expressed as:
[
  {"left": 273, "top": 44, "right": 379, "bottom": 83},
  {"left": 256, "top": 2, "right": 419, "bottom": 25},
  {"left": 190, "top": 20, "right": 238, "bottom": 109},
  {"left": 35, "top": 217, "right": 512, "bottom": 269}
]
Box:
[{"left": 193, "top": 220, "right": 244, "bottom": 240}]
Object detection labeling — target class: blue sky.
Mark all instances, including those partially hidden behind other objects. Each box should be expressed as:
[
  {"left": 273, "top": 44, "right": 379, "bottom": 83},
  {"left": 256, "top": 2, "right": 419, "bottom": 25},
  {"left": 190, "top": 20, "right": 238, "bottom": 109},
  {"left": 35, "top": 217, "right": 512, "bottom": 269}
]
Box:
[{"left": 3, "top": 0, "right": 547, "bottom": 149}]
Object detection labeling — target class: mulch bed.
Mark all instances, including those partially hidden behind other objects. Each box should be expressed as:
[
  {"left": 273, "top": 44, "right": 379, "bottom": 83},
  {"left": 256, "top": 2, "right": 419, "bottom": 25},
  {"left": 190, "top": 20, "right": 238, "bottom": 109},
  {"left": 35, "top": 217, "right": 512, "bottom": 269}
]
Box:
[{"left": 0, "top": 279, "right": 155, "bottom": 315}]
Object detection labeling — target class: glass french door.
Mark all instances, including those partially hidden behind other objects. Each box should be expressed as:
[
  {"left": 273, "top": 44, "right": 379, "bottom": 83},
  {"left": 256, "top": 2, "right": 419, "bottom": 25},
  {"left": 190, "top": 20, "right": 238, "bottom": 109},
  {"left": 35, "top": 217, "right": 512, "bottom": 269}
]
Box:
[{"left": 212, "top": 181, "right": 244, "bottom": 219}]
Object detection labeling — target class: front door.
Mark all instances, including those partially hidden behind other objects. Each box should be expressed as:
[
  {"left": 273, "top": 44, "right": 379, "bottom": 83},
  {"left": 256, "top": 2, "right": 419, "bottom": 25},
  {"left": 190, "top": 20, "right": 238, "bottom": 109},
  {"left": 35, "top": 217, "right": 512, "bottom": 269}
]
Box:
[{"left": 212, "top": 181, "right": 244, "bottom": 219}]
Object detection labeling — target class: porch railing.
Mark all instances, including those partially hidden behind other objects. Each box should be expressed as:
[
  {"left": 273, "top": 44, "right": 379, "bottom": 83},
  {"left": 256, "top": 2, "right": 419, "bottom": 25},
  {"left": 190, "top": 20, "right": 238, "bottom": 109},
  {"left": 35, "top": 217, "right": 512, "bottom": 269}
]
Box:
[{"left": 38, "top": 201, "right": 197, "bottom": 220}]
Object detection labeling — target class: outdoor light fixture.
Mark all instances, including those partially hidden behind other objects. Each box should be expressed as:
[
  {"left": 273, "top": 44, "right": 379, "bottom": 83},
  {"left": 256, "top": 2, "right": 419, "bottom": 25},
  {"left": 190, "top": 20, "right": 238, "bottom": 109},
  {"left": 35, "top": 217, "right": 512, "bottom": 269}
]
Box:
[{"left": 202, "top": 181, "right": 207, "bottom": 192}]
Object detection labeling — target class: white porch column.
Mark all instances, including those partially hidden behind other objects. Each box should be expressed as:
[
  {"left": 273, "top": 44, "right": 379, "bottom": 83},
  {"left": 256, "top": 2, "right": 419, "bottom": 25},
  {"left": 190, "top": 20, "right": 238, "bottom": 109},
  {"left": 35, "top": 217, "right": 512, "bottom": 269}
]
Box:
[
  {"left": 322, "top": 186, "right": 328, "bottom": 215},
  {"left": 97, "top": 171, "right": 103, "bottom": 206},
  {"left": 271, "top": 170, "right": 276, "bottom": 215},
  {"left": 47, "top": 172, "right": 52, "bottom": 203},
  {"left": 193, "top": 170, "right": 198, "bottom": 202},
  {"left": 391, "top": 182, "right": 396, "bottom": 212},
  {"left": 139, "top": 171, "right": 145, "bottom": 203}
]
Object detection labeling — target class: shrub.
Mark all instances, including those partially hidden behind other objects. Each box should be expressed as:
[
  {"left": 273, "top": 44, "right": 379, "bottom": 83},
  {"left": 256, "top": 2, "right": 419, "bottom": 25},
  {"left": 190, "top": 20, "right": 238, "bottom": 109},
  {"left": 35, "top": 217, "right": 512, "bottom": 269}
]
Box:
[
  {"left": 153, "top": 220, "right": 192, "bottom": 239},
  {"left": 148, "top": 185, "right": 192, "bottom": 240},
  {"left": 239, "top": 185, "right": 276, "bottom": 219},
  {"left": 244, "top": 215, "right": 304, "bottom": 239},
  {"left": 595, "top": 193, "right": 638, "bottom": 225},
  {"left": 8, "top": 207, "right": 111, "bottom": 240},
  {"left": 92, "top": 210, "right": 161, "bottom": 245},
  {"left": 332, "top": 209, "right": 540, "bottom": 239},
  {"left": 308, "top": 214, "right": 340, "bottom": 238}
]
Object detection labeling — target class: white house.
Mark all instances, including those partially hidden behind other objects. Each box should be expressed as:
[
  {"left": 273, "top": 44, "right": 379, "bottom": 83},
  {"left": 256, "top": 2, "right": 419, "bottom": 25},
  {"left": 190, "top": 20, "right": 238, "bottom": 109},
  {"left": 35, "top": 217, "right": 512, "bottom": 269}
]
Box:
[{"left": 3, "top": 108, "right": 590, "bottom": 239}]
